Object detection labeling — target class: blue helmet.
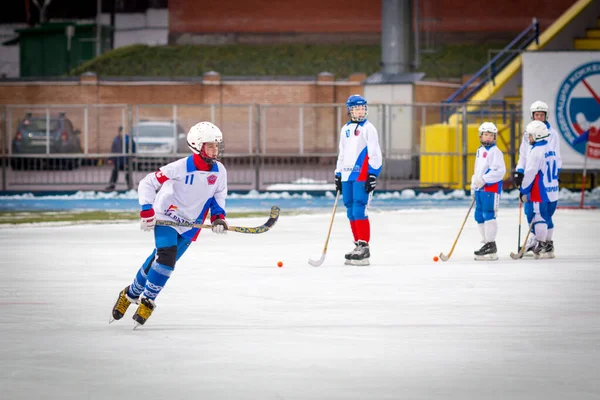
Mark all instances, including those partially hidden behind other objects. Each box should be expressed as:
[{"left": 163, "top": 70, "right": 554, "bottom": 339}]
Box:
[{"left": 346, "top": 94, "right": 368, "bottom": 122}]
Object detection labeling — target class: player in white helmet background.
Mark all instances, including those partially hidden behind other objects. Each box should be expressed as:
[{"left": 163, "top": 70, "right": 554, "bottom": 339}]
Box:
[
  {"left": 111, "top": 121, "right": 229, "bottom": 328},
  {"left": 518, "top": 120, "right": 559, "bottom": 258},
  {"left": 334, "top": 94, "right": 383, "bottom": 266},
  {"left": 470, "top": 122, "right": 506, "bottom": 260},
  {"left": 513, "top": 101, "right": 562, "bottom": 257}
]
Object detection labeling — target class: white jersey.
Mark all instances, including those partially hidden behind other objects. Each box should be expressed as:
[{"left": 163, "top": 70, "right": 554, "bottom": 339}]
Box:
[
  {"left": 472, "top": 144, "right": 506, "bottom": 193},
  {"left": 517, "top": 122, "right": 562, "bottom": 173},
  {"left": 521, "top": 140, "right": 559, "bottom": 203},
  {"left": 138, "top": 155, "right": 228, "bottom": 240},
  {"left": 335, "top": 120, "right": 382, "bottom": 182}
]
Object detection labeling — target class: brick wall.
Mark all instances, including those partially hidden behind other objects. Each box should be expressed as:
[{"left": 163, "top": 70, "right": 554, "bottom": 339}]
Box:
[
  {"left": 0, "top": 74, "right": 455, "bottom": 153},
  {"left": 169, "top": 0, "right": 380, "bottom": 34},
  {"left": 169, "top": 0, "right": 576, "bottom": 35}
]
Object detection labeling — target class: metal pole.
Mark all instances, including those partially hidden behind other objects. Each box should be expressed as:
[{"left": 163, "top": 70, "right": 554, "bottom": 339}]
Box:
[
  {"left": 414, "top": 0, "right": 420, "bottom": 69},
  {"left": 127, "top": 105, "right": 134, "bottom": 185},
  {"left": 173, "top": 104, "right": 178, "bottom": 154},
  {"left": 580, "top": 140, "right": 589, "bottom": 208},
  {"left": 261, "top": 107, "right": 267, "bottom": 155},
  {"left": 46, "top": 108, "right": 50, "bottom": 155},
  {"left": 1, "top": 106, "right": 6, "bottom": 191},
  {"left": 7, "top": 107, "right": 12, "bottom": 156},
  {"left": 248, "top": 105, "right": 253, "bottom": 154},
  {"left": 255, "top": 104, "right": 261, "bottom": 191},
  {"left": 84, "top": 105, "right": 89, "bottom": 154},
  {"left": 509, "top": 105, "right": 516, "bottom": 170},
  {"left": 96, "top": 0, "right": 102, "bottom": 58},
  {"left": 110, "top": 0, "right": 116, "bottom": 49},
  {"left": 299, "top": 106, "right": 304, "bottom": 154},
  {"left": 336, "top": 106, "right": 341, "bottom": 147},
  {"left": 461, "top": 106, "right": 468, "bottom": 190},
  {"left": 382, "top": 104, "right": 388, "bottom": 190}
]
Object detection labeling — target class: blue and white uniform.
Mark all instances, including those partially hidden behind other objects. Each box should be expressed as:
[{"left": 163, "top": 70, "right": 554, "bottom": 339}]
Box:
[
  {"left": 517, "top": 122, "right": 562, "bottom": 176},
  {"left": 138, "top": 155, "right": 227, "bottom": 241},
  {"left": 520, "top": 140, "right": 559, "bottom": 242},
  {"left": 128, "top": 154, "right": 227, "bottom": 302},
  {"left": 335, "top": 120, "right": 383, "bottom": 184},
  {"left": 516, "top": 121, "right": 561, "bottom": 240},
  {"left": 471, "top": 144, "right": 506, "bottom": 243},
  {"left": 335, "top": 119, "right": 382, "bottom": 243}
]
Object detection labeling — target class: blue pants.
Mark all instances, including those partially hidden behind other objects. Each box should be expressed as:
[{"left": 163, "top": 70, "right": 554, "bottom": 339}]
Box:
[
  {"left": 341, "top": 180, "right": 370, "bottom": 221},
  {"left": 141, "top": 225, "right": 192, "bottom": 273},
  {"left": 128, "top": 225, "right": 192, "bottom": 299},
  {"left": 525, "top": 201, "right": 556, "bottom": 231},
  {"left": 474, "top": 191, "right": 498, "bottom": 223}
]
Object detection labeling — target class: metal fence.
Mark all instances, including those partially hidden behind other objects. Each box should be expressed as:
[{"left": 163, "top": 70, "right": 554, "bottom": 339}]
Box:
[{"left": 0, "top": 102, "right": 524, "bottom": 192}]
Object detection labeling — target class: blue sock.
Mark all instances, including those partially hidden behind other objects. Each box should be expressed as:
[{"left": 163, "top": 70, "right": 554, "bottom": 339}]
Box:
[
  {"left": 142, "top": 262, "right": 174, "bottom": 300},
  {"left": 127, "top": 266, "right": 148, "bottom": 298}
]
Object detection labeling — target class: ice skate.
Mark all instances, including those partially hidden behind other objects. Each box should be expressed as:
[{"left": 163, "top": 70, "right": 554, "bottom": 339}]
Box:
[
  {"left": 474, "top": 241, "right": 498, "bottom": 261},
  {"left": 344, "top": 241, "right": 359, "bottom": 265},
  {"left": 110, "top": 286, "right": 138, "bottom": 323},
  {"left": 542, "top": 241, "right": 555, "bottom": 259},
  {"left": 133, "top": 297, "right": 156, "bottom": 329},
  {"left": 349, "top": 240, "right": 370, "bottom": 266},
  {"left": 532, "top": 241, "right": 550, "bottom": 259}
]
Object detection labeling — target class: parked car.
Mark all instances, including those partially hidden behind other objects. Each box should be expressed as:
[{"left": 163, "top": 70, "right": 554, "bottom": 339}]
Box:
[
  {"left": 132, "top": 121, "right": 187, "bottom": 170},
  {"left": 11, "top": 113, "right": 83, "bottom": 170}
]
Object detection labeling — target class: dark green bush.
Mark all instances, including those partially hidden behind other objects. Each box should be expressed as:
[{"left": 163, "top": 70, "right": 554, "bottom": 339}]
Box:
[{"left": 70, "top": 43, "right": 502, "bottom": 80}]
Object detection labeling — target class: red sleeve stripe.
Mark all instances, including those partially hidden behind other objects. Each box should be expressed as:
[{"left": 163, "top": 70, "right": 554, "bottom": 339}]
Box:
[{"left": 155, "top": 170, "right": 169, "bottom": 184}]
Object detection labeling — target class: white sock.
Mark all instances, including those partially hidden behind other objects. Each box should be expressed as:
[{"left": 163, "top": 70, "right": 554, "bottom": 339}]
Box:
[
  {"left": 526, "top": 234, "right": 537, "bottom": 249},
  {"left": 534, "top": 223, "right": 548, "bottom": 243},
  {"left": 546, "top": 228, "right": 554, "bottom": 241},
  {"left": 484, "top": 219, "right": 497, "bottom": 243},
  {"left": 478, "top": 223, "right": 486, "bottom": 243}
]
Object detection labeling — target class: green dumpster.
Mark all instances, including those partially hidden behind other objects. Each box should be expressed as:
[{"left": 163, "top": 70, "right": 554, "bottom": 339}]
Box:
[{"left": 14, "top": 22, "right": 112, "bottom": 77}]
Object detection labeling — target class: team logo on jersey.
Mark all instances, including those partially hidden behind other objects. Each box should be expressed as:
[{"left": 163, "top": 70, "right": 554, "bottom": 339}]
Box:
[
  {"left": 556, "top": 61, "right": 600, "bottom": 159},
  {"left": 345, "top": 128, "right": 361, "bottom": 137},
  {"left": 155, "top": 170, "right": 168, "bottom": 184},
  {"left": 483, "top": 152, "right": 487, "bottom": 158},
  {"left": 165, "top": 204, "right": 186, "bottom": 223},
  {"left": 207, "top": 174, "right": 217, "bottom": 185}
]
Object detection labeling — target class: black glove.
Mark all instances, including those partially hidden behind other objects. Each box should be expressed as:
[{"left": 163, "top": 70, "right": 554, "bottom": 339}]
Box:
[
  {"left": 365, "top": 174, "right": 377, "bottom": 193},
  {"left": 335, "top": 175, "right": 342, "bottom": 194},
  {"left": 519, "top": 193, "right": 528, "bottom": 203},
  {"left": 513, "top": 171, "right": 524, "bottom": 188}
]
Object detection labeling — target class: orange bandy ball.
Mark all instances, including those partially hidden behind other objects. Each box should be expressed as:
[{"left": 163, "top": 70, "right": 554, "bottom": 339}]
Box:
[
  {"left": 277, "top": 261, "right": 283, "bottom": 267},
  {"left": 433, "top": 256, "right": 439, "bottom": 262}
]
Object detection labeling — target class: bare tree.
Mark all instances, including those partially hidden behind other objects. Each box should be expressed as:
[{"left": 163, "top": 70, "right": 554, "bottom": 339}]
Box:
[{"left": 31, "top": 0, "right": 54, "bottom": 23}]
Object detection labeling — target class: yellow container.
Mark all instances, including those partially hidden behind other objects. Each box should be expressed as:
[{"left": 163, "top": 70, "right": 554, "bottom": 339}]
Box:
[{"left": 421, "top": 122, "right": 513, "bottom": 189}]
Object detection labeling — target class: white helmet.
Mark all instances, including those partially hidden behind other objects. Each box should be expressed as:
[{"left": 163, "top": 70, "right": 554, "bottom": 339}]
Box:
[
  {"left": 478, "top": 122, "right": 498, "bottom": 145},
  {"left": 530, "top": 101, "right": 548, "bottom": 120},
  {"left": 187, "top": 121, "right": 224, "bottom": 163},
  {"left": 525, "top": 120, "right": 549, "bottom": 142}
]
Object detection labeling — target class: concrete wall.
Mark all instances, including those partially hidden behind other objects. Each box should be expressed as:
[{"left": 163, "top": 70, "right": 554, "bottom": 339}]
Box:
[{"left": 0, "top": 24, "right": 27, "bottom": 78}]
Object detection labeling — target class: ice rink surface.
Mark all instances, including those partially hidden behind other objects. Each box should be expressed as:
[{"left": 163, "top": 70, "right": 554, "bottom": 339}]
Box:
[{"left": 1, "top": 207, "right": 599, "bottom": 400}]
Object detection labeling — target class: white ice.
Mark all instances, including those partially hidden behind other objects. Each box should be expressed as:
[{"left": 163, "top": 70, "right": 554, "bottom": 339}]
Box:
[{"left": 1, "top": 207, "right": 599, "bottom": 400}]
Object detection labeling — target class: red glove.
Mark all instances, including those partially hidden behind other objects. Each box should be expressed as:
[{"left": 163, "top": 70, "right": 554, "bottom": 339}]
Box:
[{"left": 140, "top": 208, "right": 156, "bottom": 231}]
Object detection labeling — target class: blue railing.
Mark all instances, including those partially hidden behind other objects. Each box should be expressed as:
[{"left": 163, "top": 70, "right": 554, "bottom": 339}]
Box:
[{"left": 441, "top": 18, "right": 539, "bottom": 122}]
